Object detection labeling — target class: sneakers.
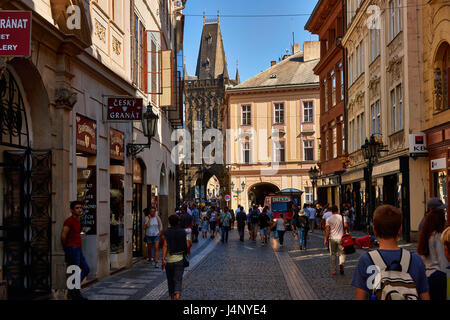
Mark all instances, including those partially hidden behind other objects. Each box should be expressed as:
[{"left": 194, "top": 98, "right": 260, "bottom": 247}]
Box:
[{"left": 154, "top": 261, "right": 159, "bottom": 268}]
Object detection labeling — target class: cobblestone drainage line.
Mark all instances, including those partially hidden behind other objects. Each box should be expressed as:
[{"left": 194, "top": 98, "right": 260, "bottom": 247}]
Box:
[
  {"left": 271, "top": 241, "right": 319, "bottom": 300},
  {"left": 141, "top": 237, "right": 220, "bottom": 300}
]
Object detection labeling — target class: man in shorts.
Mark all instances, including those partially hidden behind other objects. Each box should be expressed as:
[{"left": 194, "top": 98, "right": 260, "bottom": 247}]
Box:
[{"left": 259, "top": 209, "right": 271, "bottom": 246}]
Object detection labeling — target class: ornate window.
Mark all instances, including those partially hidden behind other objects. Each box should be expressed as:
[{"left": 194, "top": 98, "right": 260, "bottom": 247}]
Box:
[
  {"left": 0, "top": 69, "right": 30, "bottom": 149},
  {"left": 434, "top": 42, "right": 449, "bottom": 112}
]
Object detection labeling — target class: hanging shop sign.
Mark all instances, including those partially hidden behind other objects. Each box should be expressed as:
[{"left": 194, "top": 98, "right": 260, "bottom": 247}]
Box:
[
  {"left": 431, "top": 158, "right": 446, "bottom": 171},
  {"left": 76, "top": 114, "right": 97, "bottom": 154},
  {"left": 0, "top": 11, "right": 32, "bottom": 56},
  {"left": 409, "top": 133, "right": 428, "bottom": 157},
  {"left": 106, "top": 97, "right": 143, "bottom": 121},
  {"left": 110, "top": 128, "right": 124, "bottom": 161},
  {"left": 78, "top": 166, "right": 97, "bottom": 235}
]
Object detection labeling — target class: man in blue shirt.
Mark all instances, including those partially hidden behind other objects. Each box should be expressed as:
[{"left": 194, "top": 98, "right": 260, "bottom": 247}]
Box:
[
  {"left": 351, "top": 205, "right": 430, "bottom": 300},
  {"left": 191, "top": 203, "right": 200, "bottom": 243}
]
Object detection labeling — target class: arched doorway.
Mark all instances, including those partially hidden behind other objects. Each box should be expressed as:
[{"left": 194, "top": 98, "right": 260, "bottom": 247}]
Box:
[
  {"left": 247, "top": 183, "right": 280, "bottom": 207},
  {"left": 0, "top": 63, "right": 52, "bottom": 298},
  {"left": 159, "top": 164, "right": 169, "bottom": 229}
]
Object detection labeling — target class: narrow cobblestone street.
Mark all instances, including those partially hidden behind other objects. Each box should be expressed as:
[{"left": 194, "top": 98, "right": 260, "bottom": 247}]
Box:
[{"left": 81, "top": 227, "right": 417, "bottom": 300}]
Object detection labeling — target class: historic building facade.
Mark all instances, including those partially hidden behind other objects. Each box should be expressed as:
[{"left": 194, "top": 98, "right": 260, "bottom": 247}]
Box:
[
  {"left": 305, "top": 0, "right": 346, "bottom": 208},
  {"left": 341, "top": 0, "right": 427, "bottom": 240},
  {"left": 423, "top": 0, "right": 450, "bottom": 207},
  {"left": 0, "top": 0, "right": 185, "bottom": 299},
  {"left": 225, "top": 42, "right": 321, "bottom": 210},
  {"left": 182, "top": 19, "right": 238, "bottom": 205}
]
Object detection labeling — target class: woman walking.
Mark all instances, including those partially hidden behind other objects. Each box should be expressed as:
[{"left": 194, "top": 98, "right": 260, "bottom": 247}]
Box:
[
  {"left": 274, "top": 213, "right": 287, "bottom": 246},
  {"left": 162, "top": 214, "right": 190, "bottom": 300},
  {"left": 417, "top": 203, "right": 448, "bottom": 300},
  {"left": 209, "top": 206, "right": 218, "bottom": 239},
  {"left": 219, "top": 207, "right": 233, "bottom": 243},
  {"left": 144, "top": 207, "right": 163, "bottom": 267}
]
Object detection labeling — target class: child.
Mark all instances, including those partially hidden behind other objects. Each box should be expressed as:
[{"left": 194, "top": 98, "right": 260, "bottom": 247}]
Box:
[
  {"left": 351, "top": 205, "right": 430, "bottom": 300},
  {"left": 201, "top": 216, "right": 209, "bottom": 239}
]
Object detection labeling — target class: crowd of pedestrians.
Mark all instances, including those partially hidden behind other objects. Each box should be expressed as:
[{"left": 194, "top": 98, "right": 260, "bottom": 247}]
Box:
[{"left": 146, "top": 197, "right": 450, "bottom": 301}]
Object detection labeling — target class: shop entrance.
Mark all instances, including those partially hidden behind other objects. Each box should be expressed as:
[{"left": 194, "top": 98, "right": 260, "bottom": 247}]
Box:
[
  {"left": 0, "top": 68, "right": 52, "bottom": 298},
  {"left": 132, "top": 159, "right": 145, "bottom": 257},
  {"left": 383, "top": 174, "right": 398, "bottom": 206}
]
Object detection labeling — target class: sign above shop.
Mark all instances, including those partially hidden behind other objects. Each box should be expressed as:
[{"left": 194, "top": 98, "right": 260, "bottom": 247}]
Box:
[
  {"left": 106, "top": 97, "right": 143, "bottom": 121},
  {"left": 110, "top": 128, "right": 124, "bottom": 161},
  {"left": 76, "top": 114, "right": 97, "bottom": 154},
  {"left": 0, "top": 11, "right": 32, "bottom": 56},
  {"left": 409, "top": 134, "right": 428, "bottom": 157},
  {"left": 431, "top": 158, "right": 446, "bottom": 171}
]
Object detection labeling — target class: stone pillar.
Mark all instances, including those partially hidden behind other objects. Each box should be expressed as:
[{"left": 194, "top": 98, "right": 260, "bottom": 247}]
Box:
[{"left": 52, "top": 53, "right": 77, "bottom": 291}]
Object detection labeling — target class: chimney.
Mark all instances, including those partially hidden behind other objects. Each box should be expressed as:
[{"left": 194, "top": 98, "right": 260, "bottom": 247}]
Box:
[
  {"left": 271, "top": 61, "right": 276, "bottom": 67},
  {"left": 293, "top": 43, "right": 301, "bottom": 54},
  {"left": 303, "top": 41, "right": 321, "bottom": 61}
]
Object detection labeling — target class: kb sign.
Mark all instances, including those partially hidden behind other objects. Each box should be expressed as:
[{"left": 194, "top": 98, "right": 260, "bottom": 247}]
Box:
[
  {"left": 409, "top": 134, "right": 428, "bottom": 157},
  {"left": 106, "top": 97, "right": 143, "bottom": 121}
]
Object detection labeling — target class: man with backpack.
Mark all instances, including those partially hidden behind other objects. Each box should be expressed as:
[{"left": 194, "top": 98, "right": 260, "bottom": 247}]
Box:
[
  {"left": 351, "top": 205, "right": 430, "bottom": 300},
  {"left": 297, "top": 207, "right": 309, "bottom": 250},
  {"left": 235, "top": 206, "right": 247, "bottom": 242}
]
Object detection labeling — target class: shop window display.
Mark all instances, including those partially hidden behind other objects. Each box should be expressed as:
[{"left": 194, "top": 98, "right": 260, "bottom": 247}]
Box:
[{"left": 110, "top": 168, "right": 125, "bottom": 253}]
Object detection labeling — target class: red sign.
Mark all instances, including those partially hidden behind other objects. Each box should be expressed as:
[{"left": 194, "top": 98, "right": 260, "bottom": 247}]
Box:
[
  {"left": 76, "top": 114, "right": 97, "bottom": 154},
  {"left": 110, "top": 128, "right": 124, "bottom": 161},
  {"left": 0, "top": 11, "right": 32, "bottom": 56},
  {"left": 107, "top": 97, "right": 143, "bottom": 121}
]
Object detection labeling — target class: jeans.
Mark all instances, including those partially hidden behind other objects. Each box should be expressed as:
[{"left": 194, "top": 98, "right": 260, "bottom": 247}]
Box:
[
  {"left": 428, "top": 270, "right": 447, "bottom": 300},
  {"left": 221, "top": 226, "right": 230, "bottom": 243},
  {"left": 278, "top": 230, "right": 285, "bottom": 245},
  {"left": 237, "top": 224, "right": 245, "bottom": 241},
  {"left": 329, "top": 239, "right": 345, "bottom": 272},
  {"left": 298, "top": 227, "right": 307, "bottom": 249},
  {"left": 165, "top": 260, "right": 185, "bottom": 296},
  {"left": 64, "top": 246, "right": 90, "bottom": 283}
]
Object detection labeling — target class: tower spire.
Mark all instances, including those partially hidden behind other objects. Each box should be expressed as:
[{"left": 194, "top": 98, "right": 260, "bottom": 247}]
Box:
[
  {"left": 217, "top": 9, "right": 220, "bottom": 23},
  {"left": 235, "top": 59, "right": 240, "bottom": 84},
  {"left": 203, "top": 9, "right": 205, "bottom": 24}
]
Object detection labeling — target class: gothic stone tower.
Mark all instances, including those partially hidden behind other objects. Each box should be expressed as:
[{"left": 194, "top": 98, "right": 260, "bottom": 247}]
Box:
[{"left": 182, "top": 20, "right": 239, "bottom": 205}]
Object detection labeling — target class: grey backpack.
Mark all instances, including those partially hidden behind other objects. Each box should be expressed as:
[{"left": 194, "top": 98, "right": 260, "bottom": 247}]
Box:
[{"left": 368, "top": 249, "right": 419, "bottom": 300}]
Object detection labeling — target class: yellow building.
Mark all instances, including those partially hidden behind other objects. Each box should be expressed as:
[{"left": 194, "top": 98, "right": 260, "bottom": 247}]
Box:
[
  {"left": 423, "top": 0, "right": 450, "bottom": 207},
  {"left": 342, "top": 0, "right": 427, "bottom": 240},
  {"left": 225, "top": 42, "right": 320, "bottom": 210}
]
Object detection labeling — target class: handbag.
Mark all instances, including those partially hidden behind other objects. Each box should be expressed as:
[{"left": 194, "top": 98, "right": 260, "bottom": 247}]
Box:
[
  {"left": 341, "top": 215, "right": 355, "bottom": 254},
  {"left": 183, "top": 253, "right": 189, "bottom": 268}
]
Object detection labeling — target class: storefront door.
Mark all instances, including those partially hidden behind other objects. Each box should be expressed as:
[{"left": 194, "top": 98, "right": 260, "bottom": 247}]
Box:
[
  {"left": 1, "top": 149, "right": 52, "bottom": 298},
  {"left": 132, "top": 183, "right": 143, "bottom": 257}
]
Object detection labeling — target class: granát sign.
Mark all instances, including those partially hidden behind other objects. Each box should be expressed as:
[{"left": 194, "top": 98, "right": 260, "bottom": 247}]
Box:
[
  {"left": 0, "top": 11, "right": 32, "bottom": 56},
  {"left": 107, "top": 97, "right": 143, "bottom": 121}
]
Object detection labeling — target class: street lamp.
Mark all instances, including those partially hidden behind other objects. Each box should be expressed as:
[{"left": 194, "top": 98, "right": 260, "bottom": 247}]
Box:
[
  {"left": 231, "top": 181, "right": 246, "bottom": 206},
  {"left": 361, "top": 135, "right": 387, "bottom": 235},
  {"left": 127, "top": 106, "right": 159, "bottom": 157},
  {"left": 308, "top": 166, "right": 319, "bottom": 204}
]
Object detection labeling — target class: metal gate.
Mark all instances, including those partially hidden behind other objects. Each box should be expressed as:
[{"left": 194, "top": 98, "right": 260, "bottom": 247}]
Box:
[{"left": 1, "top": 149, "right": 52, "bottom": 298}]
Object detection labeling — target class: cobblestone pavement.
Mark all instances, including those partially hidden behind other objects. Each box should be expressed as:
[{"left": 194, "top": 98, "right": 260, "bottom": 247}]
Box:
[
  {"left": 282, "top": 228, "right": 418, "bottom": 300},
  {"left": 169, "top": 228, "right": 291, "bottom": 300},
  {"left": 81, "top": 234, "right": 217, "bottom": 300},
  {"left": 81, "top": 225, "right": 418, "bottom": 300}
]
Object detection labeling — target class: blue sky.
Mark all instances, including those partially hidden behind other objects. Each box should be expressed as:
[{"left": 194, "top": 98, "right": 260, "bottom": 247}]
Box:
[{"left": 183, "top": 0, "right": 319, "bottom": 83}]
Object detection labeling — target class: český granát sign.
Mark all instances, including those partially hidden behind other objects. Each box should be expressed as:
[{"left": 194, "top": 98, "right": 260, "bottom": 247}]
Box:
[
  {"left": 0, "top": 11, "right": 32, "bottom": 56},
  {"left": 107, "top": 97, "right": 143, "bottom": 121}
]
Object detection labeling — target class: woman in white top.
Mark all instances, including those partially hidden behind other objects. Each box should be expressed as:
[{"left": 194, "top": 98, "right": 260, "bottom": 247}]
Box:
[
  {"left": 144, "top": 207, "right": 163, "bottom": 267},
  {"left": 417, "top": 208, "right": 448, "bottom": 300},
  {"left": 274, "top": 213, "right": 287, "bottom": 246}
]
